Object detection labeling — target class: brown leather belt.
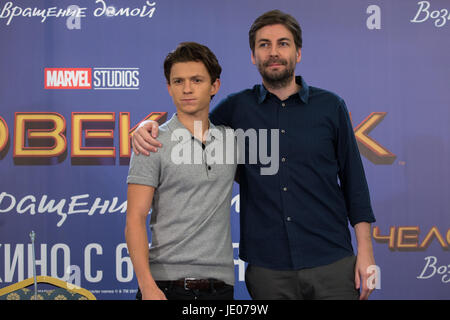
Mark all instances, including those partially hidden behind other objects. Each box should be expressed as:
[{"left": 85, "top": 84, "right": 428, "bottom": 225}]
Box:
[{"left": 157, "top": 278, "right": 227, "bottom": 291}]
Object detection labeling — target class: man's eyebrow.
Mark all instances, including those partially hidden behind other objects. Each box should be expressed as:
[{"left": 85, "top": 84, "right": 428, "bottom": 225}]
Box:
[
  {"left": 189, "top": 75, "right": 206, "bottom": 81},
  {"left": 172, "top": 74, "right": 205, "bottom": 79},
  {"left": 257, "top": 37, "right": 292, "bottom": 42},
  {"left": 277, "top": 37, "right": 292, "bottom": 42}
]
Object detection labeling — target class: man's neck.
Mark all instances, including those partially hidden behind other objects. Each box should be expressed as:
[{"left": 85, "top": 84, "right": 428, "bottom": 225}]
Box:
[
  {"left": 177, "top": 111, "right": 210, "bottom": 143},
  {"left": 263, "top": 76, "right": 301, "bottom": 101}
]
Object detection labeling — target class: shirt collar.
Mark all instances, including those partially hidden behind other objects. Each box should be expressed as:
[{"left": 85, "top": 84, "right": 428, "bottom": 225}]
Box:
[
  {"left": 256, "top": 76, "right": 309, "bottom": 104},
  {"left": 167, "top": 113, "right": 222, "bottom": 145}
]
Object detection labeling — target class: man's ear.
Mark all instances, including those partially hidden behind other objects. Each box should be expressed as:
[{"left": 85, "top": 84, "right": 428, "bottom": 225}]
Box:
[
  {"left": 296, "top": 48, "right": 302, "bottom": 63},
  {"left": 251, "top": 51, "right": 256, "bottom": 65},
  {"left": 167, "top": 83, "right": 173, "bottom": 97},
  {"left": 210, "top": 78, "right": 221, "bottom": 96}
]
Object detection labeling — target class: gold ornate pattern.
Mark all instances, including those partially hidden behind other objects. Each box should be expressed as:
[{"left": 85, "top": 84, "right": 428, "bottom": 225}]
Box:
[{"left": 0, "top": 276, "right": 96, "bottom": 300}]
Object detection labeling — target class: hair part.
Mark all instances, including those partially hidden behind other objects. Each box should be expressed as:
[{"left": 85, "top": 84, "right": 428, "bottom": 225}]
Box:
[
  {"left": 163, "top": 42, "right": 222, "bottom": 84},
  {"left": 249, "top": 10, "right": 302, "bottom": 53}
]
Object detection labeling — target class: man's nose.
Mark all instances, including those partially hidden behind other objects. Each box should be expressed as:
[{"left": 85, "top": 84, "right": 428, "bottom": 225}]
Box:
[
  {"left": 183, "top": 81, "right": 193, "bottom": 94},
  {"left": 269, "top": 45, "right": 279, "bottom": 57}
]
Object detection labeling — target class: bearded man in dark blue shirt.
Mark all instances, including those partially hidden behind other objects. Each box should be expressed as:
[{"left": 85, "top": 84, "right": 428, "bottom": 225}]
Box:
[{"left": 132, "top": 10, "right": 376, "bottom": 300}]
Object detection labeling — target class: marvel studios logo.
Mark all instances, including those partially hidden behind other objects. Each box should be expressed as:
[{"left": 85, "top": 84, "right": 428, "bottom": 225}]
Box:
[{"left": 44, "top": 67, "right": 140, "bottom": 90}]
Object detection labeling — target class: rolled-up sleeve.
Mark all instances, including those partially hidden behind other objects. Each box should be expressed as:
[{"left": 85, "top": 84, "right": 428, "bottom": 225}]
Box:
[{"left": 127, "top": 151, "right": 161, "bottom": 188}]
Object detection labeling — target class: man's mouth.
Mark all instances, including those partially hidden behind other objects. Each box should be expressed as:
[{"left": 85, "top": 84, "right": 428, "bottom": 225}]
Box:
[
  {"left": 181, "top": 98, "right": 197, "bottom": 104},
  {"left": 265, "top": 60, "right": 286, "bottom": 68}
]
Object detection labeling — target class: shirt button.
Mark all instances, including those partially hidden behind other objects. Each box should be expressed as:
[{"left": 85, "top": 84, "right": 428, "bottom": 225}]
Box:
[
  {"left": 286, "top": 217, "right": 292, "bottom": 222},
  {"left": 281, "top": 157, "right": 286, "bottom": 162},
  {"left": 208, "top": 165, "right": 211, "bottom": 170},
  {"left": 281, "top": 103, "right": 286, "bottom": 107},
  {"left": 282, "top": 187, "right": 287, "bottom": 191},
  {"left": 281, "top": 129, "right": 285, "bottom": 134}
]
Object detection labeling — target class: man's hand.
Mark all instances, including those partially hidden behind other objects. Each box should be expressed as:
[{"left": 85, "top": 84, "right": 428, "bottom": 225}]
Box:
[
  {"left": 132, "top": 120, "right": 162, "bottom": 156},
  {"left": 354, "top": 222, "right": 376, "bottom": 300},
  {"left": 141, "top": 286, "right": 168, "bottom": 300},
  {"left": 354, "top": 251, "right": 376, "bottom": 300}
]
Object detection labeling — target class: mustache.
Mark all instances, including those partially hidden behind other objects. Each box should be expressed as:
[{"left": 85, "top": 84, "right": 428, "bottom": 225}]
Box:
[{"left": 263, "top": 58, "right": 288, "bottom": 67}]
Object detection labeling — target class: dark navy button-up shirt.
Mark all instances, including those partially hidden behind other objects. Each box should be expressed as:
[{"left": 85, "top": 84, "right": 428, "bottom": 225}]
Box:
[{"left": 210, "top": 76, "right": 375, "bottom": 270}]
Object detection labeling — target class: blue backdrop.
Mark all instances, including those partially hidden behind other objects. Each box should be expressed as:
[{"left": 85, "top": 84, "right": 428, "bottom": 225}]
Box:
[{"left": 0, "top": 0, "right": 449, "bottom": 299}]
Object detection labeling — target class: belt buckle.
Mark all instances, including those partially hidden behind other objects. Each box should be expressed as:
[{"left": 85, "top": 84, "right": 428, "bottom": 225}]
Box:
[{"left": 184, "top": 278, "right": 197, "bottom": 290}]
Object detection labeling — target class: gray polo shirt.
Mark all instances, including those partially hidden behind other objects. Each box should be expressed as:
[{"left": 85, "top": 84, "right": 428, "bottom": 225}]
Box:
[{"left": 127, "top": 114, "right": 237, "bottom": 285}]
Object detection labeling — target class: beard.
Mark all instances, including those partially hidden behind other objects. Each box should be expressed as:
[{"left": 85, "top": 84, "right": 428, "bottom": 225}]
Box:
[{"left": 257, "top": 57, "right": 295, "bottom": 89}]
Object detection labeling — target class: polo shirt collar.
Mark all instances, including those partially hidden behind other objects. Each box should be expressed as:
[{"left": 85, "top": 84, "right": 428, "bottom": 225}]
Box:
[
  {"left": 256, "top": 75, "right": 309, "bottom": 104},
  {"left": 166, "top": 113, "right": 222, "bottom": 145}
]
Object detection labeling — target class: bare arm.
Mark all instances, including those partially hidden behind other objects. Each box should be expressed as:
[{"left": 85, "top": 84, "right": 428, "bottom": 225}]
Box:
[
  {"left": 132, "top": 120, "right": 162, "bottom": 156},
  {"left": 125, "top": 183, "right": 166, "bottom": 300},
  {"left": 354, "top": 222, "right": 376, "bottom": 300}
]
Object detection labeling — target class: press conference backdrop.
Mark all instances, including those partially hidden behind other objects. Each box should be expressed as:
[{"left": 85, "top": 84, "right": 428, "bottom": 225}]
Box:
[{"left": 0, "top": 0, "right": 449, "bottom": 300}]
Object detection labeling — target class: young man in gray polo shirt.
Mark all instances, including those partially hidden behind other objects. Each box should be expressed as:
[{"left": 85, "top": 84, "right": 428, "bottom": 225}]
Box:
[{"left": 125, "top": 42, "right": 237, "bottom": 300}]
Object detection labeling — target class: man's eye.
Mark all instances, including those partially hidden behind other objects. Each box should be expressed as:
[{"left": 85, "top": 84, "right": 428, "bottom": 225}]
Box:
[
  {"left": 259, "top": 43, "right": 269, "bottom": 48},
  {"left": 173, "top": 79, "right": 182, "bottom": 84},
  {"left": 280, "top": 42, "right": 289, "bottom": 47},
  {"left": 193, "top": 78, "right": 202, "bottom": 83}
]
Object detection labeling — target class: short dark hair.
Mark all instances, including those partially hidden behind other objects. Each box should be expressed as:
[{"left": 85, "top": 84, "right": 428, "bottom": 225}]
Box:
[
  {"left": 163, "top": 42, "right": 222, "bottom": 84},
  {"left": 249, "top": 10, "right": 302, "bottom": 53}
]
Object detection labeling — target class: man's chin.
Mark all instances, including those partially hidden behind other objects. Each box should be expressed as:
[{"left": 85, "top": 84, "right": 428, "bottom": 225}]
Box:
[
  {"left": 177, "top": 106, "right": 208, "bottom": 117},
  {"left": 262, "top": 73, "right": 293, "bottom": 88}
]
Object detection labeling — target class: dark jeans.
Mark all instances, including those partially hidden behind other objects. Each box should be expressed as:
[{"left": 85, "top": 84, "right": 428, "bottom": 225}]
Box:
[
  {"left": 136, "top": 281, "right": 234, "bottom": 300},
  {"left": 245, "top": 255, "right": 360, "bottom": 300}
]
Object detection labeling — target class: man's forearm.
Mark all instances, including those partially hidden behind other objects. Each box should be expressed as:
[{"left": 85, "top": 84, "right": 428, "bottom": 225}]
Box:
[
  {"left": 354, "top": 221, "right": 376, "bottom": 299},
  {"left": 125, "top": 217, "right": 158, "bottom": 291},
  {"left": 354, "top": 222, "right": 374, "bottom": 254}
]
